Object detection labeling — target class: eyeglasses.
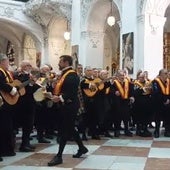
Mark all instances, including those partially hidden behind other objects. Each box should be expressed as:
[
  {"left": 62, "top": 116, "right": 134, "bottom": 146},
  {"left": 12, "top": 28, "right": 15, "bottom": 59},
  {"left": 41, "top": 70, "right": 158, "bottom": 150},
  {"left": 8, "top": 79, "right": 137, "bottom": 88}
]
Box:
[{"left": 25, "top": 64, "right": 31, "bottom": 67}]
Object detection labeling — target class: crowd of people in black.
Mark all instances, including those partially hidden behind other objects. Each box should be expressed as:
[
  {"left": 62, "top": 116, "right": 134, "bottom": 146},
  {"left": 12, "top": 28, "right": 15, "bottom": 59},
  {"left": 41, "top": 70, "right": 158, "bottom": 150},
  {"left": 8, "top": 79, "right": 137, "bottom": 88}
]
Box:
[{"left": 0, "top": 53, "right": 170, "bottom": 166}]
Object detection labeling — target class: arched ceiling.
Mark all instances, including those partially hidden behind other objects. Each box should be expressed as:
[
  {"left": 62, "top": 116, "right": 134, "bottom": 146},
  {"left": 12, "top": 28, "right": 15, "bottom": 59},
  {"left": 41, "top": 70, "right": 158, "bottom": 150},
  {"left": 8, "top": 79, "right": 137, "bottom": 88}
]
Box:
[
  {"left": 87, "top": 0, "right": 120, "bottom": 32},
  {"left": 24, "top": 0, "right": 72, "bottom": 26},
  {"left": 0, "top": 19, "right": 41, "bottom": 50}
]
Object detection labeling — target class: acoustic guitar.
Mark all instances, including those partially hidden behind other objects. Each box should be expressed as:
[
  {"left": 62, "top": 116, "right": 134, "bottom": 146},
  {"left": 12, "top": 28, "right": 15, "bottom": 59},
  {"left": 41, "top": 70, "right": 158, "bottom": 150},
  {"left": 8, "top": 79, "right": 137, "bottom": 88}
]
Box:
[
  {"left": 83, "top": 77, "right": 113, "bottom": 97},
  {"left": 0, "top": 79, "right": 34, "bottom": 105}
]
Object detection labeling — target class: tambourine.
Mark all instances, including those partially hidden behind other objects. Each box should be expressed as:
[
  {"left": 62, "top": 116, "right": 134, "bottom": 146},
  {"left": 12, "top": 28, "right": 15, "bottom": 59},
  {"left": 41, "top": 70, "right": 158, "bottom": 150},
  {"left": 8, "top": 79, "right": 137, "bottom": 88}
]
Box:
[
  {"left": 33, "top": 88, "right": 46, "bottom": 102},
  {"left": 33, "top": 88, "right": 53, "bottom": 102}
]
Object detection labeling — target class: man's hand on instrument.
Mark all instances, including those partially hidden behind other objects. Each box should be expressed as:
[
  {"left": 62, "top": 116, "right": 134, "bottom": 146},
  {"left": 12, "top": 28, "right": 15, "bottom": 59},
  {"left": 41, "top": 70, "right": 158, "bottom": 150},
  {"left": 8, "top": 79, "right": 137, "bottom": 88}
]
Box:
[
  {"left": 89, "top": 83, "right": 96, "bottom": 91},
  {"left": 164, "top": 99, "right": 170, "bottom": 105},
  {"left": 10, "top": 87, "right": 18, "bottom": 96},
  {"left": 115, "top": 90, "right": 120, "bottom": 96},
  {"left": 44, "top": 91, "right": 52, "bottom": 99},
  {"left": 0, "top": 96, "right": 3, "bottom": 107},
  {"left": 51, "top": 95, "right": 61, "bottom": 103},
  {"left": 129, "top": 97, "right": 135, "bottom": 104}
]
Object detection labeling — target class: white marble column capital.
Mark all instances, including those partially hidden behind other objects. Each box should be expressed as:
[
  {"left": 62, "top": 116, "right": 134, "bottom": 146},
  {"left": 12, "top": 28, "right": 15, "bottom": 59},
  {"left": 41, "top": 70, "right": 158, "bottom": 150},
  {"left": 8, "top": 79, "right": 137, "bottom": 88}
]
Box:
[
  {"left": 81, "top": 30, "right": 104, "bottom": 48},
  {"left": 148, "top": 14, "right": 166, "bottom": 34}
]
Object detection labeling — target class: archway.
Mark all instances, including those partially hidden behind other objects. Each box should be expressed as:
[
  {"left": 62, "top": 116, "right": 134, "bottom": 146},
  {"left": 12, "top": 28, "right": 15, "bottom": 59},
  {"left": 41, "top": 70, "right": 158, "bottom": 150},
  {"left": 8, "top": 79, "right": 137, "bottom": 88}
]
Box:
[
  {"left": 137, "top": 0, "right": 170, "bottom": 78},
  {"left": 0, "top": 18, "right": 42, "bottom": 68},
  {"left": 83, "top": 0, "right": 121, "bottom": 74},
  {"left": 48, "top": 16, "right": 71, "bottom": 71},
  {"left": 143, "top": 0, "right": 170, "bottom": 65}
]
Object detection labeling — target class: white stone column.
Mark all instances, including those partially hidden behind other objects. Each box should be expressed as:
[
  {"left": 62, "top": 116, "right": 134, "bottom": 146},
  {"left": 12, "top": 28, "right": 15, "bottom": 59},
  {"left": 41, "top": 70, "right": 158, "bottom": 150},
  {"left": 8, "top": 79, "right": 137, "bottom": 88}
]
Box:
[
  {"left": 80, "top": 31, "right": 104, "bottom": 68},
  {"left": 137, "top": 15, "right": 145, "bottom": 71},
  {"left": 42, "top": 37, "right": 49, "bottom": 65},
  {"left": 71, "top": 0, "right": 80, "bottom": 46},
  {"left": 41, "top": 27, "right": 49, "bottom": 66},
  {"left": 137, "top": 14, "right": 166, "bottom": 79}
]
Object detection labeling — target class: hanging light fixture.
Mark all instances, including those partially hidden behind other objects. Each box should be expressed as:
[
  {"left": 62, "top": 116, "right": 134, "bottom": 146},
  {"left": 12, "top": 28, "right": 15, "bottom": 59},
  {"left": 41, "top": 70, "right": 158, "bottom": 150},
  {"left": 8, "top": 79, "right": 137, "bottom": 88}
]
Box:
[
  {"left": 64, "top": 19, "right": 70, "bottom": 40},
  {"left": 64, "top": 31, "right": 70, "bottom": 40},
  {"left": 107, "top": 0, "right": 115, "bottom": 26}
]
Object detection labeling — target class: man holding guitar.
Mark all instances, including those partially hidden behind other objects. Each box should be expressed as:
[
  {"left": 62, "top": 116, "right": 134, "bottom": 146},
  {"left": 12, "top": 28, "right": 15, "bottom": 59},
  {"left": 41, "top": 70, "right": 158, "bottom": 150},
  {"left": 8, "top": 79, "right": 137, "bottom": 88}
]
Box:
[
  {"left": 80, "top": 66, "right": 101, "bottom": 139},
  {"left": 0, "top": 53, "right": 18, "bottom": 159},
  {"left": 14, "top": 60, "right": 40, "bottom": 152}
]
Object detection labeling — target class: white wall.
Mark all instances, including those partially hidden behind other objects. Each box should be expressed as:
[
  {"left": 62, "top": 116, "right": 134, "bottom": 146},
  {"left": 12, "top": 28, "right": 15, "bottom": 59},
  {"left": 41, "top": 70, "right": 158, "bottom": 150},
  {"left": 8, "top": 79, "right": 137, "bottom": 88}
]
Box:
[{"left": 121, "top": 0, "right": 137, "bottom": 78}]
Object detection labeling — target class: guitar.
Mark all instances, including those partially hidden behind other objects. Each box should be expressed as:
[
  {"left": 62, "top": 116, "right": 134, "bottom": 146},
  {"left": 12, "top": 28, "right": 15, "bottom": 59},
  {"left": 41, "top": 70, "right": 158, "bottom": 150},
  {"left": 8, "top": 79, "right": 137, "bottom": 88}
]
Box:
[
  {"left": 83, "top": 77, "right": 113, "bottom": 97},
  {"left": 0, "top": 79, "right": 36, "bottom": 105}
]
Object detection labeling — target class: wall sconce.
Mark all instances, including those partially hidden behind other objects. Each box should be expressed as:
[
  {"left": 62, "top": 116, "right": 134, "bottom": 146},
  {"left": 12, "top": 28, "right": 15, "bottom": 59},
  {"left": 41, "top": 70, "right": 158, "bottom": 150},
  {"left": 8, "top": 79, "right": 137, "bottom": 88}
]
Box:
[
  {"left": 107, "top": 0, "right": 115, "bottom": 26},
  {"left": 64, "top": 19, "right": 70, "bottom": 40}
]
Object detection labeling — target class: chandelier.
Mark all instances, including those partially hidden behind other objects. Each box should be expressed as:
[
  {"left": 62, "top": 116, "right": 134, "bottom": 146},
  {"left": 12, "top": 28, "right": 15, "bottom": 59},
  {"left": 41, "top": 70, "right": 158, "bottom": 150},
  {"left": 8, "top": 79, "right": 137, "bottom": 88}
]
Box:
[
  {"left": 64, "top": 31, "right": 70, "bottom": 40},
  {"left": 107, "top": 0, "right": 115, "bottom": 26},
  {"left": 64, "top": 19, "right": 70, "bottom": 40}
]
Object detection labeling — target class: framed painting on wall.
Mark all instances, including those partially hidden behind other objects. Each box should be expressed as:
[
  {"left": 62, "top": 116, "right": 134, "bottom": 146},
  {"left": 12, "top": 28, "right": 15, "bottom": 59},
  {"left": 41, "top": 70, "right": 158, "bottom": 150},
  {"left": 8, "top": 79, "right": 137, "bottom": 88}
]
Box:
[{"left": 122, "top": 32, "right": 134, "bottom": 74}]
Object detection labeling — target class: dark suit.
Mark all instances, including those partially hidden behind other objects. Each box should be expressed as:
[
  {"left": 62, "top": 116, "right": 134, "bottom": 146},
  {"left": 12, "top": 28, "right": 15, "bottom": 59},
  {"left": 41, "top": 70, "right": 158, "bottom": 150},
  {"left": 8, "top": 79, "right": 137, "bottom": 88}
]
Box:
[
  {"left": 0, "top": 69, "right": 16, "bottom": 156},
  {"left": 152, "top": 78, "right": 170, "bottom": 136},
  {"left": 55, "top": 67, "right": 85, "bottom": 157},
  {"left": 110, "top": 79, "right": 134, "bottom": 135},
  {"left": 14, "top": 72, "right": 40, "bottom": 149},
  {"left": 57, "top": 68, "right": 79, "bottom": 134}
]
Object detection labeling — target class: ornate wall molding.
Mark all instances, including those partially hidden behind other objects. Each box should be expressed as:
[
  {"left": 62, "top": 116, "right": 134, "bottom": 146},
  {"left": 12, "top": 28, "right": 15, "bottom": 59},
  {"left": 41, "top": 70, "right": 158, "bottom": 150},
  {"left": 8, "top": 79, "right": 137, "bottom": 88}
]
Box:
[
  {"left": 81, "top": 31, "right": 104, "bottom": 48},
  {"left": 24, "top": 0, "right": 72, "bottom": 26},
  {"left": 0, "top": 4, "right": 40, "bottom": 28},
  {"left": 144, "top": 0, "right": 169, "bottom": 16},
  {"left": 138, "top": 0, "right": 145, "bottom": 15},
  {"left": 80, "top": 0, "right": 92, "bottom": 26},
  {"left": 80, "top": 0, "right": 121, "bottom": 30}
]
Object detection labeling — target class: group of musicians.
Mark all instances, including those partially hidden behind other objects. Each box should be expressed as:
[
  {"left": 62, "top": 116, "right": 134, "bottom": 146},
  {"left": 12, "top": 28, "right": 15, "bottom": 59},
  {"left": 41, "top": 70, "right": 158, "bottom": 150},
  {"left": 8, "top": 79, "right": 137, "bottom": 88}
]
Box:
[
  {"left": 0, "top": 52, "right": 170, "bottom": 165},
  {"left": 77, "top": 65, "right": 170, "bottom": 140}
]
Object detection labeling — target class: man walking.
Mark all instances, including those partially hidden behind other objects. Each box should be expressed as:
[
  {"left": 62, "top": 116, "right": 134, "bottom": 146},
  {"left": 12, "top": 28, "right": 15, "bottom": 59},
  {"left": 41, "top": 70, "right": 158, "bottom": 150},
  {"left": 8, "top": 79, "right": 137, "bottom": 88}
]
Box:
[{"left": 47, "top": 55, "right": 88, "bottom": 166}]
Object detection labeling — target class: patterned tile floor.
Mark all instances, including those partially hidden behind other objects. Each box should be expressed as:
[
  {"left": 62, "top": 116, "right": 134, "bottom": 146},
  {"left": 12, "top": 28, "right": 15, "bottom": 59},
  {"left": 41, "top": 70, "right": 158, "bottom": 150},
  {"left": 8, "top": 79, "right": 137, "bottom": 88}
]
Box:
[{"left": 1, "top": 129, "right": 170, "bottom": 170}]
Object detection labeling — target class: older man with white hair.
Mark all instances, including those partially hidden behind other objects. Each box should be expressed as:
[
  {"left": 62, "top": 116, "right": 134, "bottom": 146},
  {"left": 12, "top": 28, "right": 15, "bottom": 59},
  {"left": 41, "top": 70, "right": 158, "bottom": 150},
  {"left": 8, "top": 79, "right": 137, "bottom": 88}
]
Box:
[
  {"left": 14, "top": 59, "right": 40, "bottom": 152},
  {"left": 0, "top": 53, "right": 17, "bottom": 159}
]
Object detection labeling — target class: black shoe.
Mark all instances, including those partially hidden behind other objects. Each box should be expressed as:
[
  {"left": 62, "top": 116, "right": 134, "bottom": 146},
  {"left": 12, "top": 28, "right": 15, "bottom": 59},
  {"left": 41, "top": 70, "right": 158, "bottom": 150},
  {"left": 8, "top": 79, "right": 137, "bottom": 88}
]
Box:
[
  {"left": 136, "top": 130, "right": 142, "bottom": 136},
  {"left": 27, "top": 144, "right": 36, "bottom": 149},
  {"left": 72, "top": 146, "right": 88, "bottom": 158},
  {"left": 154, "top": 130, "right": 159, "bottom": 138},
  {"left": 104, "top": 132, "right": 113, "bottom": 138},
  {"left": 114, "top": 130, "right": 120, "bottom": 137},
  {"left": 125, "top": 130, "right": 133, "bottom": 137},
  {"left": 19, "top": 146, "right": 35, "bottom": 152},
  {"left": 0, "top": 157, "right": 3, "bottom": 161},
  {"left": 38, "top": 138, "right": 51, "bottom": 143},
  {"left": 91, "top": 135, "right": 100, "bottom": 140},
  {"left": 48, "top": 156, "right": 63, "bottom": 166},
  {"left": 140, "top": 130, "right": 152, "bottom": 137},
  {"left": 29, "top": 137, "right": 33, "bottom": 140},
  {"left": 1, "top": 152, "right": 16, "bottom": 157},
  {"left": 82, "top": 134, "right": 88, "bottom": 141},
  {"left": 164, "top": 131, "right": 170, "bottom": 137},
  {"left": 45, "top": 134, "right": 54, "bottom": 139}
]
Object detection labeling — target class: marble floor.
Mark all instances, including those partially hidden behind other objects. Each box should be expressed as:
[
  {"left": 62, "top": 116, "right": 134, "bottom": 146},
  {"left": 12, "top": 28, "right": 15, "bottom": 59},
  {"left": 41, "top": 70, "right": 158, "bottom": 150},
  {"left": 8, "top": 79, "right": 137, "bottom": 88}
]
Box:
[{"left": 1, "top": 129, "right": 170, "bottom": 170}]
